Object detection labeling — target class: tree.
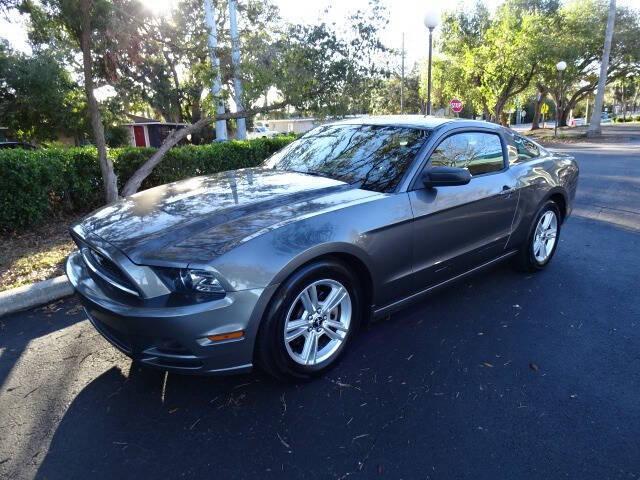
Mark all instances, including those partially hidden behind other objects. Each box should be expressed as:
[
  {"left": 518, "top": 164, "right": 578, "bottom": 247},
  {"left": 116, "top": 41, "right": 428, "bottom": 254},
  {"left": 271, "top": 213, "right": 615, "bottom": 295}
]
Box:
[
  {"left": 21, "top": 0, "right": 145, "bottom": 203},
  {"left": 439, "top": 0, "right": 546, "bottom": 122},
  {"left": 13, "top": 0, "right": 392, "bottom": 198},
  {"left": 589, "top": 0, "right": 617, "bottom": 136},
  {"left": 0, "top": 40, "right": 87, "bottom": 142},
  {"left": 121, "top": 2, "right": 393, "bottom": 195},
  {"left": 79, "top": 0, "right": 118, "bottom": 203},
  {"left": 530, "top": 0, "right": 639, "bottom": 129},
  {"left": 371, "top": 68, "right": 421, "bottom": 115}
]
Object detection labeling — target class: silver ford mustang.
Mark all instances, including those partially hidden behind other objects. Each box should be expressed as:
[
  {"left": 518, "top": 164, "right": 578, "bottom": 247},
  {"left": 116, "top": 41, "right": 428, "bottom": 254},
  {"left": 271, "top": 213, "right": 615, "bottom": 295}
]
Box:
[{"left": 66, "top": 116, "right": 579, "bottom": 380}]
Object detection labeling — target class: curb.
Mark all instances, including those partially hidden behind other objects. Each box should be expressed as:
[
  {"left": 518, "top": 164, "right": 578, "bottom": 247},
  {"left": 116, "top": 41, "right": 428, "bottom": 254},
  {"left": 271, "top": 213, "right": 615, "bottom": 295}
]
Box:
[{"left": 0, "top": 276, "right": 74, "bottom": 317}]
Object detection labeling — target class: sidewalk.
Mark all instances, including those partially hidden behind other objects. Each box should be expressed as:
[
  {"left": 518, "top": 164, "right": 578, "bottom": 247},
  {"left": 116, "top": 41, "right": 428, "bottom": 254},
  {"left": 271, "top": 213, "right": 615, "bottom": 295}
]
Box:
[{"left": 521, "top": 123, "right": 640, "bottom": 145}]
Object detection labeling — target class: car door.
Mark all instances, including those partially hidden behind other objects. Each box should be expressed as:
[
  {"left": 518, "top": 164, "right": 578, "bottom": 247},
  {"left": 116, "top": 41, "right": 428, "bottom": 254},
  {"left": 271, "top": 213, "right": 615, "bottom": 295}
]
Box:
[{"left": 408, "top": 128, "right": 520, "bottom": 289}]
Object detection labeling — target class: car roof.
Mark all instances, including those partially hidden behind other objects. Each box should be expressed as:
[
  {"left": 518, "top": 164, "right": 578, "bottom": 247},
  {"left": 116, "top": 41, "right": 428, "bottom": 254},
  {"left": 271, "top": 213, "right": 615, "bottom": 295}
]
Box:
[{"left": 329, "top": 115, "right": 503, "bottom": 132}]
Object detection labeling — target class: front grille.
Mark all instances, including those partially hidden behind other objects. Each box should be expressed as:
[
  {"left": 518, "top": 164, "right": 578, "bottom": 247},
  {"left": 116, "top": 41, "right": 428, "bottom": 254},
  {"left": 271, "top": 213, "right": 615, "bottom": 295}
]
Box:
[{"left": 80, "top": 246, "right": 140, "bottom": 297}]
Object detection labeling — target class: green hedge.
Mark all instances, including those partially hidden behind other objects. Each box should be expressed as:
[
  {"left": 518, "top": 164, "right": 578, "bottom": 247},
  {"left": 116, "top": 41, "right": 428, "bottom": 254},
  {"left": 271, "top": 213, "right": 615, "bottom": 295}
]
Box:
[
  {"left": 0, "top": 136, "right": 295, "bottom": 232},
  {"left": 613, "top": 116, "right": 637, "bottom": 123}
]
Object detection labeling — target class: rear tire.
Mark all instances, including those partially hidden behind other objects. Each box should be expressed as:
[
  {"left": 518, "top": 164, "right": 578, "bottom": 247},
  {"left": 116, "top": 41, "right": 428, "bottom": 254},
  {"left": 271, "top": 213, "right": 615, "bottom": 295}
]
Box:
[
  {"left": 255, "top": 259, "right": 362, "bottom": 382},
  {"left": 513, "top": 200, "right": 562, "bottom": 272}
]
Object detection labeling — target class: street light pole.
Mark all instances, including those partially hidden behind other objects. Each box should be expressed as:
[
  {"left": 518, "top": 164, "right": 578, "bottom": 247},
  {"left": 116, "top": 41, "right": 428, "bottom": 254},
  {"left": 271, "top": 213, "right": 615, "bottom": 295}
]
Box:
[
  {"left": 426, "top": 27, "right": 434, "bottom": 115},
  {"left": 555, "top": 61, "right": 567, "bottom": 138},
  {"left": 423, "top": 9, "right": 439, "bottom": 116},
  {"left": 401, "top": 32, "right": 405, "bottom": 114}
]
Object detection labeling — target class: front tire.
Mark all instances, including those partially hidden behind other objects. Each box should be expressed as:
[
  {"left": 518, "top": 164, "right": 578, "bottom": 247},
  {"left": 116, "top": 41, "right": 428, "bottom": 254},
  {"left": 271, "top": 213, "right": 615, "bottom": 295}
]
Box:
[
  {"left": 255, "top": 259, "right": 362, "bottom": 381},
  {"left": 514, "top": 200, "right": 562, "bottom": 272}
]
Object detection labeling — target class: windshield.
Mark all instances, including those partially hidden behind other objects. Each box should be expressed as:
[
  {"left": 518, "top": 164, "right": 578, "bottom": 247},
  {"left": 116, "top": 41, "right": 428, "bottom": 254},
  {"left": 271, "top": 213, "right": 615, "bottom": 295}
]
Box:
[{"left": 264, "top": 124, "right": 429, "bottom": 192}]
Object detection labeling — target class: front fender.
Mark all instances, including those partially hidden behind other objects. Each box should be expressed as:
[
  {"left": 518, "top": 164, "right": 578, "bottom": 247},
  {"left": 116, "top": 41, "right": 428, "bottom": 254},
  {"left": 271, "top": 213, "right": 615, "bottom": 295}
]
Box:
[
  {"left": 200, "top": 193, "right": 414, "bottom": 310},
  {"left": 269, "top": 241, "right": 375, "bottom": 286}
]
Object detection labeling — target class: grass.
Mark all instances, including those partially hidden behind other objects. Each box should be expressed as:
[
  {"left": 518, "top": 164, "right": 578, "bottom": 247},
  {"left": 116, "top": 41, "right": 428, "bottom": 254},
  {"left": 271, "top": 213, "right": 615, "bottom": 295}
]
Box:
[
  {"left": 523, "top": 123, "right": 640, "bottom": 144},
  {"left": 0, "top": 214, "right": 81, "bottom": 292},
  {"left": 524, "top": 127, "right": 588, "bottom": 143}
]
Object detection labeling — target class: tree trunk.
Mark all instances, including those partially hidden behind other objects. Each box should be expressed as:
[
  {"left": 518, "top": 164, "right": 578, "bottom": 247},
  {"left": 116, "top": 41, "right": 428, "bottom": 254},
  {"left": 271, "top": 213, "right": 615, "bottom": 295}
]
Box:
[
  {"left": 120, "top": 102, "right": 289, "bottom": 197},
  {"left": 560, "top": 107, "right": 570, "bottom": 127},
  {"left": 121, "top": 117, "right": 212, "bottom": 196},
  {"left": 494, "top": 101, "right": 506, "bottom": 125},
  {"left": 531, "top": 87, "right": 547, "bottom": 130},
  {"left": 588, "top": 0, "right": 616, "bottom": 137},
  {"left": 79, "top": 0, "right": 118, "bottom": 204},
  {"left": 621, "top": 82, "right": 626, "bottom": 120},
  {"left": 482, "top": 104, "right": 491, "bottom": 122},
  {"left": 163, "top": 50, "right": 184, "bottom": 123}
]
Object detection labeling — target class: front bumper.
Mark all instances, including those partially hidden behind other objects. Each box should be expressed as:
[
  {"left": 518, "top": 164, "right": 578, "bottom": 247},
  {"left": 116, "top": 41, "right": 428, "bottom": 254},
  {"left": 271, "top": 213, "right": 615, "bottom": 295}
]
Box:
[{"left": 66, "top": 250, "right": 277, "bottom": 375}]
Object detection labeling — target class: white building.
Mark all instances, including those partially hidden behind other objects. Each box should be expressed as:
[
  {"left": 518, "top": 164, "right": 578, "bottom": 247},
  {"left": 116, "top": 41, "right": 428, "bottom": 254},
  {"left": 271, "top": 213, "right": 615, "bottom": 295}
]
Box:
[{"left": 259, "top": 118, "right": 319, "bottom": 135}]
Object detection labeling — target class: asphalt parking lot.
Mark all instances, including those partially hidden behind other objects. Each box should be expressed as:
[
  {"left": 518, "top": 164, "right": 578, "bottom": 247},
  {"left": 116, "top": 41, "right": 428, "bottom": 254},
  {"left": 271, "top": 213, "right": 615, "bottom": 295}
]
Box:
[{"left": 1, "top": 134, "right": 639, "bottom": 480}]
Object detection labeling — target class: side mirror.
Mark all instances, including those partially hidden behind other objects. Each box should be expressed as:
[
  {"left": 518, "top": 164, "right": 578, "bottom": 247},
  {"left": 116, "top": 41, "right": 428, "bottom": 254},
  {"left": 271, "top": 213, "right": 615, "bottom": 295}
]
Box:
[{"left": 422, "top": 166, "right": 471, "bottom": 188}]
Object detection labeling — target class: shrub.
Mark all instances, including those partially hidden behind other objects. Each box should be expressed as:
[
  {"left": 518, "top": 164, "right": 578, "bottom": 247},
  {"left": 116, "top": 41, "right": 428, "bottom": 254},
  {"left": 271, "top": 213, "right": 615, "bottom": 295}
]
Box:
[{"left": 0, "top": 135, "right": 295, "bottom": 233}]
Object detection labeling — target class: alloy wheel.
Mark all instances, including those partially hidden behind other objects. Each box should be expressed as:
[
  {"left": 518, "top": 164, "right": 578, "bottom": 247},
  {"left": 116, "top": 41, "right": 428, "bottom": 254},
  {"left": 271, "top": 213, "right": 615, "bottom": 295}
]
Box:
[
  {"left": 533, "top": 210, "right": 558, "bottom": 263},
  {"left": 283, "top": 279, "right": 352, "bottom": 366}
]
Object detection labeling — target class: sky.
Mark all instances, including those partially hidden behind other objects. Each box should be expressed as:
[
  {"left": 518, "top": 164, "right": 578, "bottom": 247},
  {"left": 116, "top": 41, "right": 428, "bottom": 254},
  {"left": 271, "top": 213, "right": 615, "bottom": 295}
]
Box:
[{"left": 2, "top": 0, "right": 640, "bottom": 70}]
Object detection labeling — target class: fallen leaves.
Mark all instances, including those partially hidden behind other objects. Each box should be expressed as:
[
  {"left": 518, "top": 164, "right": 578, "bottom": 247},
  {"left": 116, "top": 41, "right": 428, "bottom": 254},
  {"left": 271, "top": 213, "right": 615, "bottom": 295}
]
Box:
[
  {"left": 277, "top": 432, "right": 291, "bottom": 451},
  {"left": 352, "top": 433, "right": 369, "bottom": 442}
]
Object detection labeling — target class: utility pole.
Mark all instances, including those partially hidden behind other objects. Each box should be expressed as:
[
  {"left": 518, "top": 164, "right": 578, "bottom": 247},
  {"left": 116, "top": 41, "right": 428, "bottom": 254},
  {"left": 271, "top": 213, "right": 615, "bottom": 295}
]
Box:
[
  {"left": 588, "top": 0, "right": 616, "bottom": 137},
  {"left": 228, "top": 0, "right": 246, "bottom": 139},
  {"left": 204, "top": 0, "right": 227, "bottom": 141},
  {"left": 400, "top": 32, "right": 405, "bottom": 114}
]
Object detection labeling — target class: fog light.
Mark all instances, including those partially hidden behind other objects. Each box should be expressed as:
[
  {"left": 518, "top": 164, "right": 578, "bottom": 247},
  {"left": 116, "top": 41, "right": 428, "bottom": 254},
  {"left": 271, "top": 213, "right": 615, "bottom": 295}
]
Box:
[{"left": 207, "top": 330, "right": 244, "bottom": 342}]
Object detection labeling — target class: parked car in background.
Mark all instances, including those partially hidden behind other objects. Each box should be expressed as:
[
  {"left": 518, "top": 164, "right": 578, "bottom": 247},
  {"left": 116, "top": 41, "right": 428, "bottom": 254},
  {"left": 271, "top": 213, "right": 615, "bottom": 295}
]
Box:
[
  {"left": 66, "top": 116, "right": 578, "bottom": 381},
  {"left": 0, "top": 141, "right": 37, "bottom": 149},
  {"left": 247, "top": 125, "right": 278, "bottom": 139}
]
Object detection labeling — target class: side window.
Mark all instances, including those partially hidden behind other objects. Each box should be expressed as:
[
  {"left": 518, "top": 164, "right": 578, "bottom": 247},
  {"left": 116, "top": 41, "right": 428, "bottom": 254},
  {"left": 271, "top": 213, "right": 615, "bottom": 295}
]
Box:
[
  {"left": 429, "top": 132, "right": 505, "bottom": 176},
  {"left": 513, "top": 134, "right": 540, "bottom": 161}
]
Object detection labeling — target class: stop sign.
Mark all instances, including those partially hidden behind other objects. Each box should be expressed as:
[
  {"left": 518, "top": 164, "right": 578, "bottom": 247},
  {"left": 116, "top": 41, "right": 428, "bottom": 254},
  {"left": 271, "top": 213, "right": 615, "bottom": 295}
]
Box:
[{"left": 450, "top": 98, "right": 463, "bottom": 113}]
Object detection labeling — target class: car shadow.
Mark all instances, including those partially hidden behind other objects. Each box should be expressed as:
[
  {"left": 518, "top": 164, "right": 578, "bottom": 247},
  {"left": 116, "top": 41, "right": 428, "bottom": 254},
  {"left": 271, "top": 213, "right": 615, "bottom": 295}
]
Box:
[
  {"left": 32, "top": 262, "right": 529, "bottom": 480},
  {"left": 27, "top": 217, "right": 640, "bottom": 479}
]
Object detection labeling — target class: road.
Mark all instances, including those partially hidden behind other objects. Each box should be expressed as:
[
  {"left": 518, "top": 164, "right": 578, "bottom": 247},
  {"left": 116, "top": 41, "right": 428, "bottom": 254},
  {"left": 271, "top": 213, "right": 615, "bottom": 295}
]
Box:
[{"left": 1, "top": 132, "right": 639, "bottom": 480}]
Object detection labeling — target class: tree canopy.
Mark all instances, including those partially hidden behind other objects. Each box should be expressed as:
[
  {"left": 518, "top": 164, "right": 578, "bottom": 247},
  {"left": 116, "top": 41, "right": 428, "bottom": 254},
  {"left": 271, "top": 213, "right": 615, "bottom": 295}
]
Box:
[
  {"left": 435, "top": 0, "right": 640, "bottom": 125},
  {"left": 1, "top": 0, "right": 639, "bottom": 200},
  {"left": 0, "top": 40, "right": 86, "bottom": 142}
]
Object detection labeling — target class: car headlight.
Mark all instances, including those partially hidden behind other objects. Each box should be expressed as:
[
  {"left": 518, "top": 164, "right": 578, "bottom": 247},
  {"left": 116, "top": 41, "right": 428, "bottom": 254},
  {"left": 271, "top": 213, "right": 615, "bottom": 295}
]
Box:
[
  {"left": 179, "top": 269, "right": 225, "bottom": 294},
  {"left": 153, "top": 267, "right": 226, "bottom": 296}
]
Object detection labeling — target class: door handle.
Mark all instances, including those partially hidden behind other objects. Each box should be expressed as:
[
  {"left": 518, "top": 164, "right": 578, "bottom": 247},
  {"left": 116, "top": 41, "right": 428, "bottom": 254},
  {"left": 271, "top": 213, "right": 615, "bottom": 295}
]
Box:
[{"left": 499, "top": 186, "right": 514, "bottom": 196}]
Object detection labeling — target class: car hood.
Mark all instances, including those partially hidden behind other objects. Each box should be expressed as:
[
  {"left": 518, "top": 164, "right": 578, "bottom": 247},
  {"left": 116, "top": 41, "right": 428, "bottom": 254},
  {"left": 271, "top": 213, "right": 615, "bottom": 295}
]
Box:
[{"left": 77, "top": 168, "right": 378, "bottom": 266}]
